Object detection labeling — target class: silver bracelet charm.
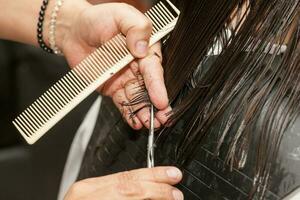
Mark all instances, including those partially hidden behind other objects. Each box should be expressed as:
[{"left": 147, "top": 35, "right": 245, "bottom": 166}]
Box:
[{"left": 49, "top": 0, "right": 64, "bottom": 55}]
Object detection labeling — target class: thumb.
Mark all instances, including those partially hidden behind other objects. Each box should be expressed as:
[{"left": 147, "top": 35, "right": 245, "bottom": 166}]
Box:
[{"left": 112, "top": 3, "right": 152, "bottom": 58}]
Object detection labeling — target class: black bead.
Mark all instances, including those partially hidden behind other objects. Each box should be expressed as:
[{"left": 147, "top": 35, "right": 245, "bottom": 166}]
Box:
[
  {"left": 37, "top": 0, "right": 53, "bottom": 54},
  {"left": 37, "top": 27, "right": 43, "bottom": 33}
]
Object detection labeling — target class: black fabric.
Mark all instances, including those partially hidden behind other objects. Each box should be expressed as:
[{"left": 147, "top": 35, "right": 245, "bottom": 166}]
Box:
[
  {"left": 78, "top": 55, "right": 300, "bottom": 199},
  {"left": 0, "top": 40, "right": 96, "bottom": 200},
  {"left": 78, "top": 96, "right": 300, "bottom": 199},
  {"left": 0, "top": 40, "right": 69, "bottom": 147}
]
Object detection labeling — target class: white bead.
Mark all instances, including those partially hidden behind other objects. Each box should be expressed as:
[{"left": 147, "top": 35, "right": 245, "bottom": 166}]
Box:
[{"left": 48, "top": 0, "right": 64, "bottom": 55}]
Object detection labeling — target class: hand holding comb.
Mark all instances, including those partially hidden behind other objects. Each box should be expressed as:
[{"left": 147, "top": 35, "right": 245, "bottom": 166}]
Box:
[{"left": 12, "top": 0, "right": 180, "bottom": 145}]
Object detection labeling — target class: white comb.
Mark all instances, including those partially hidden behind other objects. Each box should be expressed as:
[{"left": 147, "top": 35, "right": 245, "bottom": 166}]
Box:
[{"left": 12, "top": 0, "right": 180, "bottom": 144}]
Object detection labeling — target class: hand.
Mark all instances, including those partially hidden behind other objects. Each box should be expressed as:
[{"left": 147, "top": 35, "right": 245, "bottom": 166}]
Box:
[
  {"left": 64, "top": 167, "right": 184, "bottom": 200},
  {"left": 54, "top": 0, "right": 171, "bottom": 129}
]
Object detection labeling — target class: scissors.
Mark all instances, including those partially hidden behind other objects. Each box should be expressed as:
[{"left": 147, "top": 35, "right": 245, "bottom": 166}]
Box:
[{"left": 147, "top": 104, "right": 155, "bottom": 168}]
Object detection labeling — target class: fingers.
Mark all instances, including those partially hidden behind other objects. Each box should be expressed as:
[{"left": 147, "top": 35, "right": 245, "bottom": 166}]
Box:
[
  {"left": 101, "top": 42, "right": 170, "bottom": 129},
  {"left": 113, "top": 167, "right": 183, "bottom": 199},
  {"left": 138, "top": 43, "right": 169, "bottom": 110},
  {"left": 112, "top": 89, "right": 143, "bottom": 130},
  {"left": 114, "top": 167, "right": 182, "bottom": 185},
  {"left": 79, "top": 182, "right": 183, "bottom": 200},
  {"left": 123, "top": 76, "right": 161, "bottom": 129},
  {"left": 87, "top": 167, "right": 182, "bottom": 185},
  {"left": 131, "top": 43, "right": 171, "bottom": 126},
  {"left": 136, "top": 107, "right": 161, "bottom": 129},
  {"left": 66, "top": 167, "right": 184, "bottom": 200},
  {"left": 149, "top": 41, "right": 163, "bottom": 61},
  {"left": 101, "top": 66, "right": 136, "bottom": 97},
  {"left": 112, "top": 3, "right": 152, "bottom": 57},
  {"left": 114, "top": 182, "right": 183, "bottom": 200},
  {"left": 156, "top": 105, "right": 172, "bottom": 125},
  {"left": 141, "top": 183, "right": 183, "bottom": 200}
]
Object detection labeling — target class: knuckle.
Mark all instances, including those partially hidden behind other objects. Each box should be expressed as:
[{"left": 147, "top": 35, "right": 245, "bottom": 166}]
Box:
[
  {"left": 120, "top": 182, "right": 144, "bottom": 197},
  {"left": 136, "top": 17, "right": 152, "bottom": 32},
  {"left": 115, "top": 172, "right": 144, "bottom": 197},
  {"left": 149, "top": 168, "right": 160, "bottom": 182},
  {"left": 139, "top": 57, "right": 151, "bottom": 69},
  {"left": 159, "top": 185, "right": 174, "bottom": 199},
  {"left": 116, "top": 171, "right": 134, "bottom": 183},
  {"left": 139, "top": 57, "right": 155, "bottom": 72},
  {"left": 145, "top": 74, "right": 162, "bottom": 90},
  {"left": 141, "top": 55, "right": 162, "bottom": 69},
  {"left": 124, "top": 78, "right": 137, "bottom": 89}
]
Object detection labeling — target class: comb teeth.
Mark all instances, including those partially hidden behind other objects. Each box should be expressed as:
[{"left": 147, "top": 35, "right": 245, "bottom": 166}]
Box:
[{"left": 13, "top": 0, "right": 180, "bottom": 144}]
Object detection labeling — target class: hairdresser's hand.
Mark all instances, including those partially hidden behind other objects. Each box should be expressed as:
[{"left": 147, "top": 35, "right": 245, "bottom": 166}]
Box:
[
  {"left": 64, "top": 167, "right": 184, "bottom": 200},
  {"left": 56, "top": 1, "right": 170, "bottom": 129}
]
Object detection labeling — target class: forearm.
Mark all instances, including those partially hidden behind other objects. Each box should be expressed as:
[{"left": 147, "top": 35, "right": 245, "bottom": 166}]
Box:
[
  {"left": 0, "top": 0, "right": 147, "bottom": 48},
  {"left": 0, "top": 0, "right": 88, "bottom": 48},
  {"left": 0, "top": 0, "right": 41, "bottom": 46}
]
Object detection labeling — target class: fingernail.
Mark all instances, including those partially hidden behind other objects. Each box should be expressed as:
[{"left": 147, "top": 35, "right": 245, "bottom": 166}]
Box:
[
  {"left": 135, "top": 40, "right": 148, "bottom": 55},
  {"left": 166, "top": 168, "right": 182, "bottom": 179},
  {"left": 172, "top": 190, "right": 184, "bottom": 200}
]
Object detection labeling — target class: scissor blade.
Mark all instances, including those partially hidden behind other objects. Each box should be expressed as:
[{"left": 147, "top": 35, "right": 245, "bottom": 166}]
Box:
[{"left": 147, "top": 104, "right": 155, "bottom": 168}]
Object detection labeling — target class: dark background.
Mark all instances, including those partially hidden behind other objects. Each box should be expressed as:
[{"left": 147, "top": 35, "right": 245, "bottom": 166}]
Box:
[{"left": 0, "top": 40, "right": 95, "bottom": 200}]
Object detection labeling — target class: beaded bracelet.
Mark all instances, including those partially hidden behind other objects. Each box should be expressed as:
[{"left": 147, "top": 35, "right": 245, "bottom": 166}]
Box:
[
  {"left": 37, "top": 0, "right": 54, "bottom": 54},
  {"left": 49, "top": 0, "right": 64, "bottom": 55}
]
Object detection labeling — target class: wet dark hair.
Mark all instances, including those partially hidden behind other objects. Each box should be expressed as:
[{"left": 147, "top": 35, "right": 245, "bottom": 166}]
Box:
[
  {"left": 78, "top": 0, "right": 299, "bottom": 198},
  {"left": 154, "top": 0, "right": 300, "bottom": 198}
]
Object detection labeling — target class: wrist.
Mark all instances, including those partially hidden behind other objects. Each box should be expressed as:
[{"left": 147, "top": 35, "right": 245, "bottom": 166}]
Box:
[{"left": 44, "top": 0, "right": 91, "bottom": 54}]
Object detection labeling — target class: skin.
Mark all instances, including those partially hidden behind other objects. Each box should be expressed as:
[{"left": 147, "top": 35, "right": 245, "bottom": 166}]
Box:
[
  {"left": 64, "top": 167, "right": 183, "bottom": 200},
  {"left": 0, "top": 0, "right": 180, "bottom": 199},
  {"left": 0, "top": 0, "right": 170, "bottom": 129},
  {"left": 58, "top": 1, "right": 171, "bottom": 129}
]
